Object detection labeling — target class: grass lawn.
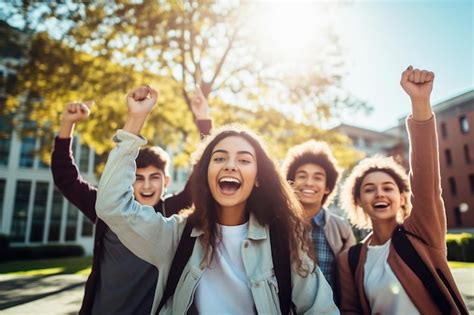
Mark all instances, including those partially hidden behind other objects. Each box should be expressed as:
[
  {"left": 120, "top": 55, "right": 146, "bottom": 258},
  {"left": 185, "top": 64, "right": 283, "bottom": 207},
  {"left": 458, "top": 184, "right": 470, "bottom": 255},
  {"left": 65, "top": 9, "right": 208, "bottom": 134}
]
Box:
[
  {"left": 0, "top": 256, "right": 92, "bottom": 276},
  {"left": 0, "top": 256, "right": 472, "bottom": 277},
  {"left": 448, "top": 261, "right": 474, "bottom": 269}
]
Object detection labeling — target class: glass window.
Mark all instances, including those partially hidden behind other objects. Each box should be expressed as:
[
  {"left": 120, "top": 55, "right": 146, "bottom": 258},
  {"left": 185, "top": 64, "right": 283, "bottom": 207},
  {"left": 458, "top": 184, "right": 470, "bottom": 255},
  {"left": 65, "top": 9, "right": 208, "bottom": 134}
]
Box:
[
  {"left": 464, "top": 144, "right": 471, "bottom": 164},
  {"left": 0, "top": 137, "right": 9, "bottom": 166},
  {"left": 19, "top": 137, "right": 36, "bottom": 168},
  {"left": 0, "top": 116, "right": 11, "bottom": 166},
  {"left": 94, "top": 152, "right": 102, "bottom": 173},
  {"left": 11, "top": 181, "right": 31, "bottom": 242},
  {"left": 48, "top": 187, "right": 64, "bottom": 242},
  {"left": 365, "top": 138, "right": 372, "bottom": 148},
  {"left": 65, "top": 203, "right": 78, "bottom": 241},
  {"left": 459, "top": 115, "right": 469, "bottom": 134},
  {"left": 0, "top": 71, "right": 4, "bottom": 94},
  {"left": 449, "top": 177, "right": 457, "bottom": 196},
  {"left": 79, "top": 145, "right": 90, "bottom": 173},
  {"left": 0, "top": 179, "right": 5, "bottom": 226},
  {"left": 444, "top": 149, "right": 452, "bottom": 167},
  {"left": 30, "top": 182, "right": 49, "bottom": 242},
  {"left": 469, "top": 174, "right": 474, "bottom": 194},
  {"left": 82, "top": 215, "right": 94, "bottom": 237},
  {"left": 440, "top": 122, "right": 447, "bottom": 139}
]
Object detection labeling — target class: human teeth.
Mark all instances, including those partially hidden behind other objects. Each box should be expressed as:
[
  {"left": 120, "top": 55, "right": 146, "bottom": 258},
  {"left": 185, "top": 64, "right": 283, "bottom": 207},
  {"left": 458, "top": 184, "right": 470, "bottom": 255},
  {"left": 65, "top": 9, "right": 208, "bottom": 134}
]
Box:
[
  {"left": 374, "top": 202, "right": 388, "bottom": 207},
  {"left": 141, "top": 192, "right": 154, "bottom": 197},
  {"left": 302, "top": 190, "right": 316, "bottom": 194},
  {"left": 219, "top": 177, "right": 241, "bottom": 184}
]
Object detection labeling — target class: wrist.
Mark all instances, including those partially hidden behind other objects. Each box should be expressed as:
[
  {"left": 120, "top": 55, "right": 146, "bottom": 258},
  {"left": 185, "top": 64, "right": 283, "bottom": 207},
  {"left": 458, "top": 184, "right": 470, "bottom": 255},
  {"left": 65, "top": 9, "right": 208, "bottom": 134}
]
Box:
[
  {"left": 58, "top": 121, "right": 75, "bottom": 139},
  {"left": 411, "top": 99, "right": 432, "bottom": 121},
  {"left": 195, "top": 114, "right": 210, "bottom": 121},
  {"left": 123, "top": 116, "right": 147, "bottom": 136}
]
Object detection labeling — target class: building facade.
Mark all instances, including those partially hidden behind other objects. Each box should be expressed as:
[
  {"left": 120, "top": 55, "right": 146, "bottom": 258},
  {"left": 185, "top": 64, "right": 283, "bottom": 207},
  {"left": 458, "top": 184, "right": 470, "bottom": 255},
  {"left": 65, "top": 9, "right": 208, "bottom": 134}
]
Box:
[
  {"left": 335, "top": 90, "right": 474, "bottom": 229},
  {"left": 430, "top": 90, "right": 474, "bottom": 229},
  {"left": 0, "top": 123, "right": 190, "bottom": 255}
]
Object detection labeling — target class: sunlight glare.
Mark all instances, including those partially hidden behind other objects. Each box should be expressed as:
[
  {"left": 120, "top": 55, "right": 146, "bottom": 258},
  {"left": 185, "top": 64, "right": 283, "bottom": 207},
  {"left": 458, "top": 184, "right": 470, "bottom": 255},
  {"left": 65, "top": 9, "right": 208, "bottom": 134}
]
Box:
[{"left": 249, "top": 2, "right": 339, "bottom": 65}]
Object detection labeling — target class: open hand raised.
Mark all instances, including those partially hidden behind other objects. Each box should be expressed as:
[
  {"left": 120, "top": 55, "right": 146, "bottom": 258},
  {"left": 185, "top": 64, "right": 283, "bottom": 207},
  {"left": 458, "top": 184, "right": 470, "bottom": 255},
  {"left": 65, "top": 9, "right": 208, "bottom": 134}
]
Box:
[{"left": 190, "top": 84, "right": 209, "bottom": 120}]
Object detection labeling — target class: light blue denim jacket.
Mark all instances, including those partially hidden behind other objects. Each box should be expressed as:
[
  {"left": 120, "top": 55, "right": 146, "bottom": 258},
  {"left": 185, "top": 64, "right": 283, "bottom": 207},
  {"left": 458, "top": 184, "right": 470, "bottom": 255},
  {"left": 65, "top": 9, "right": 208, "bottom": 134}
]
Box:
[{"left": 96, "top": 130, "right": 339, "bottom": 315}]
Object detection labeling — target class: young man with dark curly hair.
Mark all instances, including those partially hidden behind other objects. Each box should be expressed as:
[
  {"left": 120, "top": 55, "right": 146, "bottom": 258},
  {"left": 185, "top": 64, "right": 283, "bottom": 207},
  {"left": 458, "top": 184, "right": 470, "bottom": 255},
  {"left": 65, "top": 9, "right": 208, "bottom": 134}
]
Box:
[{"left": 282, "top": 140, "right": 356, "bottom": 291}]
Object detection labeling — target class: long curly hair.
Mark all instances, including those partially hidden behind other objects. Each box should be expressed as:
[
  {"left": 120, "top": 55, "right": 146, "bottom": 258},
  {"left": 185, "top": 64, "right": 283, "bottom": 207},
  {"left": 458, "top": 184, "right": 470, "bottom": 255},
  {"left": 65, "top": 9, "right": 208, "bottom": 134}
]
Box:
[
  {"left": 187, "top": 124, "right": 315, "bottom": 276},
  {"left": 340, "top": 155, "right": 411, "bottom": 229}
]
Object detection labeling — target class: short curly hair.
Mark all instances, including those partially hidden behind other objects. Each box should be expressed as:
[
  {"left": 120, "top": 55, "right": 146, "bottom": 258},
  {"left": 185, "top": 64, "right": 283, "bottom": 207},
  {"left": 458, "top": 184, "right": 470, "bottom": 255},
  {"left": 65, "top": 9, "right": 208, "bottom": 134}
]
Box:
[
  {"left": 340, "top": 155, "right": 411, "bottom": 229},
  {"left": 282, "top": 140, "right": 341, "bottom": 207}
]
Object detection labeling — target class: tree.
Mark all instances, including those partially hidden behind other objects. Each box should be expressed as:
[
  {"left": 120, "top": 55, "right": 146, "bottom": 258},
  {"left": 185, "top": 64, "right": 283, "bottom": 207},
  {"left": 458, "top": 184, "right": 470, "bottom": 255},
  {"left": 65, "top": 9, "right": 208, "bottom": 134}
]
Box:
[{"left": 1, "top": 1, "right": 367, "bottom": 169}]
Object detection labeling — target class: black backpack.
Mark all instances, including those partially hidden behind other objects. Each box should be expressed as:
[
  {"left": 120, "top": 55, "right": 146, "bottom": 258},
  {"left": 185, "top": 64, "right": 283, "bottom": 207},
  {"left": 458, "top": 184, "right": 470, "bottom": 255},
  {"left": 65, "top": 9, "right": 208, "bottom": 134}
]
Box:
[
  {"left": 347, "top": 226, "right": 467, "bottom": 315},
  {"left": 156, "top": 219, "right": 293, "bottom": 314}
]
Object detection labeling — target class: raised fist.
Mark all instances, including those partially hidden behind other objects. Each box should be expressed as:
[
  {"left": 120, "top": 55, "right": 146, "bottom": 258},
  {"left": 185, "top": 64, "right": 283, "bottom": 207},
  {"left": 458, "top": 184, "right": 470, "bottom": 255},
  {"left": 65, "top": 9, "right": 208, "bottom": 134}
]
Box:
[
  {"left": 62, "top": 101, "right": 94, "bottom": 124},
  {"left": 400, "top": 66, "right": 434, "bottom": 103},
  {"left": 126, "top": 85, "right": 158, "bottom": 118}
]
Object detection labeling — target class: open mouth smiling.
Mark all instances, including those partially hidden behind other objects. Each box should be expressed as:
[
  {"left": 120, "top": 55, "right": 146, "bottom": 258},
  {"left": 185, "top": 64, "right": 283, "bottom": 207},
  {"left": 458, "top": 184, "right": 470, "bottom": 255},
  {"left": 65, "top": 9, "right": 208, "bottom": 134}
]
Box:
[
  {"left": 218, "top": 177, "right": 242, "bottom": 195},
  {"left": 140, "top": 192, "right": 155, "bottom": 198},
  {"left": 373, "top": 201, "right": 389, "bottom": 210},
  {"left": 300, "top": 189, "right": 317, "bottom": 195}
]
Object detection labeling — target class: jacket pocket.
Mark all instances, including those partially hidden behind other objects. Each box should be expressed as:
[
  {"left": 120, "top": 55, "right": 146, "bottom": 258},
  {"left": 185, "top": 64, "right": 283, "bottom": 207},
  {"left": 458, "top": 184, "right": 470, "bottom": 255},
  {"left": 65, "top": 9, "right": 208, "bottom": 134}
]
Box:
[{"left": 266, "top": 275, "right": 281, "bottom": 313}]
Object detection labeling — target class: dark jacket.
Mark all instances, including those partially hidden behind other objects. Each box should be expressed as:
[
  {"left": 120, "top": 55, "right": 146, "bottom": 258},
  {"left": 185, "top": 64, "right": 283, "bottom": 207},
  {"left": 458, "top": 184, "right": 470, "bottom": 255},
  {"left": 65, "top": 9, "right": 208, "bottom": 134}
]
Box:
[{"left": 51, "top": 120, "right": 211, "bottom": 315}]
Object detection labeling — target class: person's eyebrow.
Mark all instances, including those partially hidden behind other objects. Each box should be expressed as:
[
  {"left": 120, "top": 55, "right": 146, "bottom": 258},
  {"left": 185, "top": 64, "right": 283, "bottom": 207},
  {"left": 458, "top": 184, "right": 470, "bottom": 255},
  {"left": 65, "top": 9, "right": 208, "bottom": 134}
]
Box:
[
  {"left": 237, "top": 151, "right": 255, "bottom": 158},
  {"left": 212, "top": 149, "right": 255, "bottom": 158},
  {"left": 362, "top": 181, "right": 396, "bottom": 188}
]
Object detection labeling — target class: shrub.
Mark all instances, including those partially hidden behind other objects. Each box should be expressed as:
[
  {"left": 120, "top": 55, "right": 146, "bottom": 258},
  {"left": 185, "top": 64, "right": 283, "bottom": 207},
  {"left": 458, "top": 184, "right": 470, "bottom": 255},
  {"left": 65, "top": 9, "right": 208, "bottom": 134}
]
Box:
[
  {"left": 7, "top": 244, "right": 84, "bottom": 260},
  {"left": 446, "top": 233, "right": 474, "bottom": 262},
  {"left": 0, "top": 234, "right": 10, "bottom": 261}
]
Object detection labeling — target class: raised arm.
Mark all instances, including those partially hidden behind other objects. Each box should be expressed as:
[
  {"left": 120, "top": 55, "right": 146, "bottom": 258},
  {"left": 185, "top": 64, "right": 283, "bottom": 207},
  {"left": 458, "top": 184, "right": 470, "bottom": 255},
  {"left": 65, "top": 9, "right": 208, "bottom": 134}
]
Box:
[
  {"left": 165, "top": 85, "right": 213, "bottom": 215},
  {"left": 96, "top": 86, "right": 185, "bottom": 266},
  {"left": 191, "top": 84, "right": 212, "bottom": 138},
  {"left": 400, "top": 66, "right": 446, "bottom": 250},
  {"left": 51, "top": 101, "right": 98, "bottom": 223}
]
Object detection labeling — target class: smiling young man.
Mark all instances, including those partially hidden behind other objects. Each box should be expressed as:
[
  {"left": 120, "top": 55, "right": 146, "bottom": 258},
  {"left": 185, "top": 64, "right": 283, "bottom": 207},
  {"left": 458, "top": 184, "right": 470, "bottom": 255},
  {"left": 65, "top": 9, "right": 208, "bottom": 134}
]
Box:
[
  {"left": 51, "top": 86, "right": 211, "bottom": 315},
  {"left": 283, "top": 140, "right": 356, "bottom": 291}
]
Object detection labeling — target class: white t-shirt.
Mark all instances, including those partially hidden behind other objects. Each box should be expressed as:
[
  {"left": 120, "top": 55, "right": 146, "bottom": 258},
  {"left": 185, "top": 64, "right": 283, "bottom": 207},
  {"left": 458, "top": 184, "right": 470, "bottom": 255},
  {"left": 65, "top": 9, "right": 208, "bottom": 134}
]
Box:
[
  {"left": 364, "top": 239, "right": 420, "bottom": 315},
  {"left": 195, "top": 222, "right": 256, "bottom": 314}
]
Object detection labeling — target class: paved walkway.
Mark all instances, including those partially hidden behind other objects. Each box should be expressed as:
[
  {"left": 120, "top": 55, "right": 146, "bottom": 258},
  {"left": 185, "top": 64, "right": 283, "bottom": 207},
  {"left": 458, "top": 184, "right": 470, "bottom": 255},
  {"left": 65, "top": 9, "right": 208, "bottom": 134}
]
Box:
[{"left": 1, "top": 269, "right": 473, "bottom": 314}]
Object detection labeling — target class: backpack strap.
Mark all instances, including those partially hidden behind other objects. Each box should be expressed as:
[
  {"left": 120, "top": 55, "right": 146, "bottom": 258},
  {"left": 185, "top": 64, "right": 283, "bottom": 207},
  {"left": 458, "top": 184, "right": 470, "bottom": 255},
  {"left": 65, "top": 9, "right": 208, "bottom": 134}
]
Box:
[
  {"left": 156, "top": 219, "right": 196, "bottom": 314},
  {"left": 269, "top": 223, "right": 293, "bottom": 314},
  {"left": 392, "top": 226, "right": 467, "bottom": 314},
  {"left": 348, "top": 243, "right": 362, "bottom": 279}
]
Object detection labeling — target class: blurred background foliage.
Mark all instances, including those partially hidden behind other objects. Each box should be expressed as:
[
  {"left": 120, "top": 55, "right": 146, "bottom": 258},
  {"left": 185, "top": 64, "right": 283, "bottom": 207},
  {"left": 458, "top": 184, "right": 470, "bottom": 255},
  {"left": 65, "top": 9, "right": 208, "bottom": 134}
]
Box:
[{"left": 1, "top": 0, "right": 370, "bottom": 172}]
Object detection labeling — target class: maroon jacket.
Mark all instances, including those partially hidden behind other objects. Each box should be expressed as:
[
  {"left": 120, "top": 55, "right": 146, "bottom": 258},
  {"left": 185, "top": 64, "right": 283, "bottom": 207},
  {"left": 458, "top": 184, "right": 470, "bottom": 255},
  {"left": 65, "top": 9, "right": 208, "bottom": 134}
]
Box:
[
  {"left": 51, "top": 120, "right": 211, "bottom": 314},
  {"left": 337, "top": 116, "right": 467, "bottom": 315}
]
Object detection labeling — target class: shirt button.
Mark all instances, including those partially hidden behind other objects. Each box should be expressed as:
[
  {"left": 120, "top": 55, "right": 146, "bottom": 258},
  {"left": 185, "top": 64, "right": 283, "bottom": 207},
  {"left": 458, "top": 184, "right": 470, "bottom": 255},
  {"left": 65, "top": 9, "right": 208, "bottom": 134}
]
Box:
[
  {"left": 243, "top": 241, "right": 249, "bottom": 248},
  {"left": 255, "top": 282, "right": 260, "bottom": 288}
]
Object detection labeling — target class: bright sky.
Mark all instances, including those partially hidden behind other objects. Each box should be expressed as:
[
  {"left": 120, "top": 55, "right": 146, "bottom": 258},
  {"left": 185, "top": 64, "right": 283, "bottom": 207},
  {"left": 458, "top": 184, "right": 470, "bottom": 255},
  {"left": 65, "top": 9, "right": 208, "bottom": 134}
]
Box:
[{"left": 333, "top": 0, "right": 473, "bottom": 131}]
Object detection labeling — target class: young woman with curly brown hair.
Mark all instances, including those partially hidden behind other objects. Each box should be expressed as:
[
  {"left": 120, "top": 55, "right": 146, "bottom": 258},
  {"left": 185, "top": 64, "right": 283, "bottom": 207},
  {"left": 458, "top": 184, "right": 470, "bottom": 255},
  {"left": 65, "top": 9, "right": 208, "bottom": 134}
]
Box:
[{"left": 337, "top": 66, "right": 467, "bottom": 315}]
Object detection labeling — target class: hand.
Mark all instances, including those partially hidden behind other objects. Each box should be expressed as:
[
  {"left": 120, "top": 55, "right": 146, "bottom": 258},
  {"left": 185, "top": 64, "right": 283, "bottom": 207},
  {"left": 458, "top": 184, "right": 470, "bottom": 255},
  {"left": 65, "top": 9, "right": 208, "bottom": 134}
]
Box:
[
  {"left": 400, "top": 66, "right": 434, "bottom": 103},
  {"left": 126, "top": 85, "right": 158, "bottom": 119},
  {"left": 62, "top": 101, "right": 93, "bottom": 124},
  {"left": 400, "top": 66, "right": 434, "bottom": 121},
  {"left": 190, "top": 84, "right": 209, "bottom": 120}
]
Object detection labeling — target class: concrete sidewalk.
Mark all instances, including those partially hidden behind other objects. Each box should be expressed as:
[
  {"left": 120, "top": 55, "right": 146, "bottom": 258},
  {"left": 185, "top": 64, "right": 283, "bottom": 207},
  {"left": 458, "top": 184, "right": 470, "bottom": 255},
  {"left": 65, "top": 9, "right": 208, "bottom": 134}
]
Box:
[
  {"left": 0, "top": 269, "right": 473, "bottom": 314},
  {"left": 0, "top": 274, "right": 86, "bottom": 314}
]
